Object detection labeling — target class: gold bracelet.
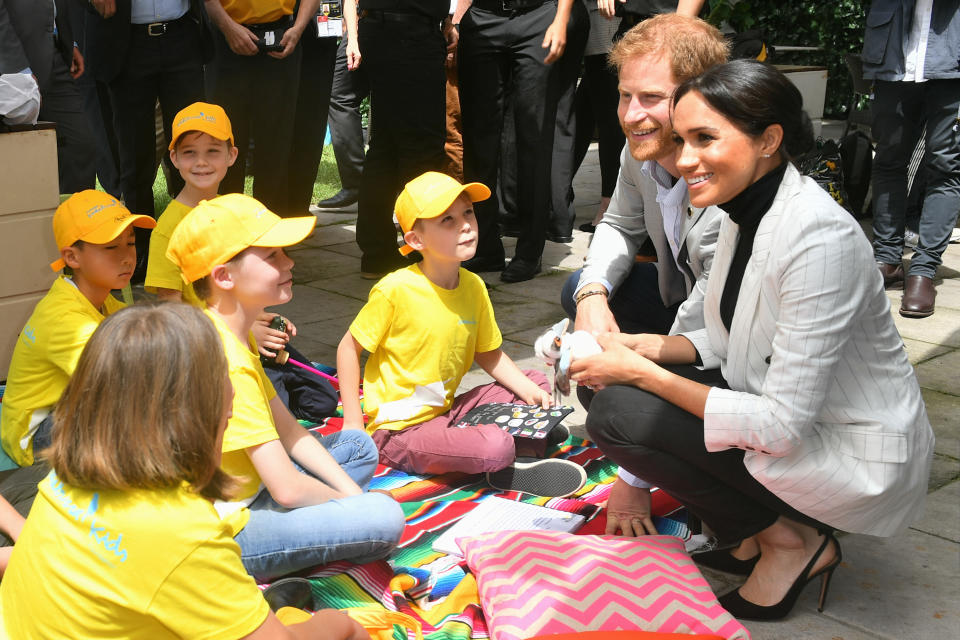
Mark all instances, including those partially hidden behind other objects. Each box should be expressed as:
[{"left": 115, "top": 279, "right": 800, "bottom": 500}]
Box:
[{"left": 574, "top": 289, "right": 608, "bottom": 305}]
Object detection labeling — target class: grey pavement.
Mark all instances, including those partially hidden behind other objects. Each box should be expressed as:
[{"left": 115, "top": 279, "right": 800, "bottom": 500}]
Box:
[{"left": 273, "top": 137, "right": 959, "bottom": 639}]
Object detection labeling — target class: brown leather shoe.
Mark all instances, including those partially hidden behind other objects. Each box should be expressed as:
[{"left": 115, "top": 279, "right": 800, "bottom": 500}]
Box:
[
  {"left": 877, "top": 262, "right": 904, "bottom": 289},
  {"left": 900, "top": 275, "right": 936, "bottom": 318}
]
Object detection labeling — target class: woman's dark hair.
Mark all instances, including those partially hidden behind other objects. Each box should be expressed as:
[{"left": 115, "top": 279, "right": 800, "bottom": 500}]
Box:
[{"left": 673, "top": 59, "right": 815, "bottom": 160}]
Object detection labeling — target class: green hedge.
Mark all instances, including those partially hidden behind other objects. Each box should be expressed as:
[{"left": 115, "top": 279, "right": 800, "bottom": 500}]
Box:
[{"left": 706, "top": 1, "right": 869, "bottom": 120}]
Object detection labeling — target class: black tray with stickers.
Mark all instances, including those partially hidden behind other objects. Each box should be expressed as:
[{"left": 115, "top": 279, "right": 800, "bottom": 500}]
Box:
[{"left": 454, "top": 402, "right": 574, "bottom": 457}]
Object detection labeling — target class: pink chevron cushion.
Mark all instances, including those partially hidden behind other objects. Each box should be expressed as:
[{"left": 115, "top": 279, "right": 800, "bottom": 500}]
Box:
[{"left": 460, "top": 531, "right": 751, "bottom": 640}]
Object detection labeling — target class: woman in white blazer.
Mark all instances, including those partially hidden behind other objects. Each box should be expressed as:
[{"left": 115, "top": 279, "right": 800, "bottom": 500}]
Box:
[{"left": 570, "top": 60, "right": 935, "bottom": 622}]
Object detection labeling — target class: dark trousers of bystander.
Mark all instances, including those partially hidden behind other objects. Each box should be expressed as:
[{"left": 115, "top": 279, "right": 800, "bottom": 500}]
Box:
[
  {"left": 286, "top": 34, "right": 338, "bottom": 215},
  {"left": 208, "top": 27, "right": 301, "bottom": 216},
  {"left": 458, "top": 4, "right": 560, "bottom": 266},
  {"left": 356, "top": 15, "right": 447, "bottom": 273},
  {"left": 108, "top": 18, "right": 204, "bottom": 216},
  {"left": 327, "top": 37, "right": 369, "bottom": 195},
  {"left": 871, "top": 78, "right": 960, "bottom": 278}
]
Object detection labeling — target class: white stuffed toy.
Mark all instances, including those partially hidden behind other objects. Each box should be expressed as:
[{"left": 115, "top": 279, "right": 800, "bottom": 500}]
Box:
[{"left": 533, "top": 318, "right": 602, "bottom": 399}]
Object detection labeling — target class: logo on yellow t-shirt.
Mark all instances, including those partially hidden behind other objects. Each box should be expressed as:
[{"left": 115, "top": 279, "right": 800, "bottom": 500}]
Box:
[{"left": 48, "top": 472, "right": 128, "bottom": 565}]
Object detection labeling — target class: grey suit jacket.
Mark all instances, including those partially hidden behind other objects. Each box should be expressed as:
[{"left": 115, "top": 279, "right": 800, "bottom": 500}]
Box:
[
  {"left": 0, "top": 0, "right": 73, "bottom": 91},
  {"left": 680, "top": 165, "right": 934, "bottom": 536},
  {"left": 578, "top": 149, "right": 721, "bottom": 329}
]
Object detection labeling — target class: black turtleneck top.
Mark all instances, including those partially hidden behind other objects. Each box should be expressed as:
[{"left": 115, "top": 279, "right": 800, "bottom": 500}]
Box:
[{"left": 718, "top": 162, "right": 788, "bottom": 331}]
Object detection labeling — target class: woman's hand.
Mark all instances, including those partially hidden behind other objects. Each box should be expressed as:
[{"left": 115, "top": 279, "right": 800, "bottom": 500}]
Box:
[
  {"left": 542, "top": 19, "right": 568, "bottom": 64},
  {"left": 569, "top": 334, "right": 664, "bottom": 391},
  {"left": 346, "top": 38, "right": 362, "bottom": 70},
  {"left": 604, "top": 478, "right": 658, "bottom": 536}
]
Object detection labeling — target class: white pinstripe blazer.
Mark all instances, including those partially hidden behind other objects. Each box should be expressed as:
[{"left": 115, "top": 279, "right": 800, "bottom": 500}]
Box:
[{"left": 679, "top": 165, "right": 934, "bottom": 536}]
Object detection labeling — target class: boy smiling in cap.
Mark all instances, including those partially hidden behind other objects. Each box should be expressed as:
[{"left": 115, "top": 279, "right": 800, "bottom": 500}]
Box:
[
  {"left": 167, "top": 193, "right": 404, "bottom": 581},
  {"left": 337, "top": 172, "right": 586, "bottom": 497},
  {"left": 1, "top": 190, "right": 155, "bottom": 466},
  {"left": 146, "top": 102, "right": 238, "bottom": 305}
]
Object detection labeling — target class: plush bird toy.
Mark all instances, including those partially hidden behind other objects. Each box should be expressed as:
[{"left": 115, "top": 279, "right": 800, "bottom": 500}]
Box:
[{"left": 533, "top": 318, "right": 602, "bottom": 401}]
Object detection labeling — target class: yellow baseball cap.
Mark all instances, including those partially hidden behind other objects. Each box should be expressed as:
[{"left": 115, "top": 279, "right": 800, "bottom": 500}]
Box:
[
  {"left": 166, "top": 193, "right": 316, "bottom": 283},
  {"left": 394, "top": 172, "right": 490, "bottom": 256},
  {"left": 168, "top": 102, "right": 234, "bottom": 150},
  {"left": 50, "top": 190, "right": 156, "bottom": 271}
]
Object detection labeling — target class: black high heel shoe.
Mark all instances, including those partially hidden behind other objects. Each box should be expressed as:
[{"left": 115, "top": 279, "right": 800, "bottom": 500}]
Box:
[
  {"left": 693, "top": 547, "right": 760, "bottom": 576},
  {"left": 718, "top": 532, "right": 842, "bottom": 621}
]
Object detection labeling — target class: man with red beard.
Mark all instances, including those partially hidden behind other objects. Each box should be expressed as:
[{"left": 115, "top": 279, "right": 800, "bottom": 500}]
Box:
[
  {"left": 560, "top": 13, "right": 727, "bottom": 341},
  {"left": 559, "top": 13, "right": 727, "bottom": 527}
]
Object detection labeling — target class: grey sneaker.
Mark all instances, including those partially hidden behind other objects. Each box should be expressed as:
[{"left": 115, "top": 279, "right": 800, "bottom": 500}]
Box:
[{"left": 486, "top": 458, "right": 587, "bottom": 497}]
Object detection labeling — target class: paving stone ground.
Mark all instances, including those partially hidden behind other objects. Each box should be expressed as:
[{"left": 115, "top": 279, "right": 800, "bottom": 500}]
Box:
[{"left": 263, "top": 134, "right": 959, "bottom": 639}]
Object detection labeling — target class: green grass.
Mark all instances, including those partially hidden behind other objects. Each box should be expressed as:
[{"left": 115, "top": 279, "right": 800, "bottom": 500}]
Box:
[{"left": 151, "top": 144, "right": 343, "bottom": 214}]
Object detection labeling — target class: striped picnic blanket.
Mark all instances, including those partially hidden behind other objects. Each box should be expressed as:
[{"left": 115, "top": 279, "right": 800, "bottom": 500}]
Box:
[{"left": 302, "top": 418, "right": 687, "bottom": 639}]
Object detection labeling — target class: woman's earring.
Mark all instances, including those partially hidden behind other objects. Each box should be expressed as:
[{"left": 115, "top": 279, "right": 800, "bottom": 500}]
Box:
[{"left": 761, "top": 153, "right": 772, "bottom": 158}]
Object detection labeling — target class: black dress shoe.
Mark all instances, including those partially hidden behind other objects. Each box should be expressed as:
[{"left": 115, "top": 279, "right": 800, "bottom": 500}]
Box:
[
  {"left": 877, "top": 261, "right": 904, "bottom": 289},
  {"left": 578, "top": 222, "right": 597, "bottom": 233},
  {"left": 261, "top": 577, "right": 316, "bottom": 612},
  {"left": 463, "top": 253, "right": 506, "bottom": 273},
  {"left": 500, "top": 256, "right": 541, "bottom": 283},
  {"left": 547, "top": 233, "right": 574, "bottom": 243},
  {"left": 315, "top": 189, "right": 358, "bottom": 209},
  {"left": 900, "top": 274, "right": 936, "bottom": 318}
]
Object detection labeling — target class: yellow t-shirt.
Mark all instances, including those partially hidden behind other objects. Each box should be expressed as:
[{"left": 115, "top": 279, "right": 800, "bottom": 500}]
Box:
[
  {"left": 206, "top": 309, "right": 278, "bottom": 507},
  {"left": 0, "top": 471, "right": 270, "bottom": 640},
  {"left": 219, "top": 0, "right": 295, "bottom": 25},
  {"left": 351, "top": 265, "right": 502, "bottom": 433},
  {"left": 1, "top": 277, "right": 125, "bottom": 466},
  {"left": 145, "top": 199, "right": 202, "bottom": 307}
]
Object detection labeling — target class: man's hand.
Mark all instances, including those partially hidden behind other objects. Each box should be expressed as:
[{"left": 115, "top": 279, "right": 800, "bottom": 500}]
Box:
[
  {"left": 443, "top": 17, "right": 458, "bottom": 53},
  {"left": 268, "top": 24, "right": 304, "bottom": 59},
  {"left": 573, "top": 291, "right": 619, "bottom": 336},
  {"left": 224, "top": 21, "right": 260, "bottom": 56},
  {"left": 90, "top": 0, "right": 117, "bottom": 19},
  {"left": 542, "top": 19, "right": 567, "bottom": 64},
  {"left": 604, "top": 478, "right": 657, "bottom": 536},
  {"left": 69, "top": 47, "right": 84, "bottom": 79}
]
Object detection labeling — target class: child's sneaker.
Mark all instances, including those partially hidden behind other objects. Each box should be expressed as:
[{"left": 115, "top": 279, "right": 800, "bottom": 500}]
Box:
[{"left": 486, "top": 458, "right": 586, "bottom": 497}]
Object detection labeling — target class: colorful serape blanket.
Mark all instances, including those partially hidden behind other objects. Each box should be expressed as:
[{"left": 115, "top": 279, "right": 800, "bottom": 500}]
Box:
[{"left": 301, "top": 418, "right": 688, "bottom": 640}]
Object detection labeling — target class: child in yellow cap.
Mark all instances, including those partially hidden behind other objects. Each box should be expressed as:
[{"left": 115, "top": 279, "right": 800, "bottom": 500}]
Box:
[
  {"left": 145, "top": 102, "right": 238, "bottom": 306},
  {"left": 146, "top": 102, "right": 297, "bottom": 360},
  {"left": 0, "top": 190, "right": 155, "bottom": 466},
  {"left": 337, "top": 172, "right": 586, "bottom": 497},
  {"left": 166, "top": 193, "right": 404, "bottom": 582}
]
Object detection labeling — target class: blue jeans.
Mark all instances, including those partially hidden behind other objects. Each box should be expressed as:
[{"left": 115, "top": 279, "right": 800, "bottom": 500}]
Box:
[{"left": 235, "top": 430, "right": 406, "bottom": 582}]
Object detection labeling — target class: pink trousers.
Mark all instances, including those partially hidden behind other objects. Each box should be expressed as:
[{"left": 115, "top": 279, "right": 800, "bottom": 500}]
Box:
[{"left": 371, "top": 370, "right": 550, "bottom": 475}]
